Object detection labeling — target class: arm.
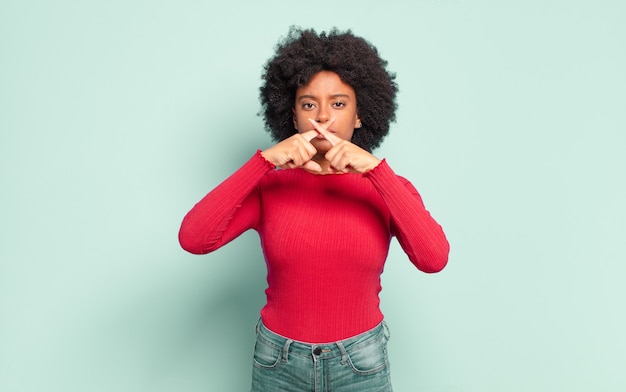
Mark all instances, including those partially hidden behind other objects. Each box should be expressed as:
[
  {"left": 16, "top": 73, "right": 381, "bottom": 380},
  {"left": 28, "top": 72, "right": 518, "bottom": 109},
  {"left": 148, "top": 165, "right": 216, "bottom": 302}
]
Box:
[
  {"left": 305, "top": 120, "right": 449, "bottom": 272},
  {"left": 365, "top": 160, "right": 449, "bottom": 273},
  {"left": 178, "top": 151, "right": 275, "bottom": 254},
  {"left": 179, "top": 129, "right": 322, "bottom": 255}
]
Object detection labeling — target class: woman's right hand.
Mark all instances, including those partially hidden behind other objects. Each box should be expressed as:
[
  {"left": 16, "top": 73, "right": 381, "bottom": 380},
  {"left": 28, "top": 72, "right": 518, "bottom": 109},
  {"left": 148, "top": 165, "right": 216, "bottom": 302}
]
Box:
[{"left": 261, "top": 130, "right": 322, "bottom": 172}]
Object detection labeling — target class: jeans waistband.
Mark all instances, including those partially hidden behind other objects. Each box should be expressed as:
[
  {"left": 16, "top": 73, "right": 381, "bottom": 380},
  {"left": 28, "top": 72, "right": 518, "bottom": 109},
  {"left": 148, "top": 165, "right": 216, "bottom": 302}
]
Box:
[{"left": 255, "top": 319, "right": 390, "bottom": 361}]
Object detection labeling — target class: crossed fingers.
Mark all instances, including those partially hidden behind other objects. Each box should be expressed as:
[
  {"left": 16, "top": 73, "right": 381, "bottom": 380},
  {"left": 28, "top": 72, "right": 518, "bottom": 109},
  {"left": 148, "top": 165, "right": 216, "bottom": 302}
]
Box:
[
  {"left": 307, "top": 118, "right": 380, "bottom": 173},
  {"left": 308, "top": 118, "right": 357, "bottom": 172},
  {"left": 307, "top": 118, "right": 341, "bottom": 146}
]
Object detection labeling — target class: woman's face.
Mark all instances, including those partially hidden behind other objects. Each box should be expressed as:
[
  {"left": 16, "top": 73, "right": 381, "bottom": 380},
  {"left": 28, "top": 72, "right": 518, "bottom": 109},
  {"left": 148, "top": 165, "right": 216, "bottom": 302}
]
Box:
[{"left": 293, "top": 71, "right": 361, "bottom": 154}]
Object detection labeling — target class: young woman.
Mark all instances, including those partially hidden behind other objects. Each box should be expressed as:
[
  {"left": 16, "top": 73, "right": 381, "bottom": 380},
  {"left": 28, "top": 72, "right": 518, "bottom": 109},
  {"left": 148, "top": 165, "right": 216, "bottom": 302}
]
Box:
[{"left": 179, "top": 27, "right": 449, "bottom": 392}]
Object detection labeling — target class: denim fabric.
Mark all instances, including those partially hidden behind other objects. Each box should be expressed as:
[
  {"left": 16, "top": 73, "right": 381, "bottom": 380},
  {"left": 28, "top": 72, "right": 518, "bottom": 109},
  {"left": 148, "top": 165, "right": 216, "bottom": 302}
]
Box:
[{"left": 250, "top": 320, "right": 392, "bottom": 392}]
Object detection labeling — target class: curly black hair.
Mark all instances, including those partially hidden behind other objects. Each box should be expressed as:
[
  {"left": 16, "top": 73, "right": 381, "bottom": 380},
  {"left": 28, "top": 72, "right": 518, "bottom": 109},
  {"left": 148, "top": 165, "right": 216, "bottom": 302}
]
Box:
[{"left": 259, "top": 27, "right": 398, "bottom": 152}]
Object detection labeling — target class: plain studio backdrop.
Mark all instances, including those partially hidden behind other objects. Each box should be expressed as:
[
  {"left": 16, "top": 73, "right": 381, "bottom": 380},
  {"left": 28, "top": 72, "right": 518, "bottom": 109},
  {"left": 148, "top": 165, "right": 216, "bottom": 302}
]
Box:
[{"left": 1, "top": 1, "right": 624, "bottom": 391}]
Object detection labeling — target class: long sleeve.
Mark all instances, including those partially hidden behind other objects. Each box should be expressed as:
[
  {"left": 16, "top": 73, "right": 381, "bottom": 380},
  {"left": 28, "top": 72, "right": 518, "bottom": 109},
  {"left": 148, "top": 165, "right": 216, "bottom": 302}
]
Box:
[
  {"left": 364, "top": 159, "right": 449, "bottom": 273},
  {"left": 178, "top": 151, "right": 275, "bottom": 254}
]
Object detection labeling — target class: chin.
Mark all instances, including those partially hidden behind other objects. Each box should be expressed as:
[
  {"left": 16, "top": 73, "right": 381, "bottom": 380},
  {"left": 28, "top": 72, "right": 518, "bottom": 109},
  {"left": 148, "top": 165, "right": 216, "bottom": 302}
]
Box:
[{"left": 312, "top": 140, "right": 332, "bottom": 153}]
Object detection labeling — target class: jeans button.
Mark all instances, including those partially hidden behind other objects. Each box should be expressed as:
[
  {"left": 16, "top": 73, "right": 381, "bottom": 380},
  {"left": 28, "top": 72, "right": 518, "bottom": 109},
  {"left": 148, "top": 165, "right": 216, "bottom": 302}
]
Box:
[{"left": 313, "top": 347, "right": 322, "bottom": 355}]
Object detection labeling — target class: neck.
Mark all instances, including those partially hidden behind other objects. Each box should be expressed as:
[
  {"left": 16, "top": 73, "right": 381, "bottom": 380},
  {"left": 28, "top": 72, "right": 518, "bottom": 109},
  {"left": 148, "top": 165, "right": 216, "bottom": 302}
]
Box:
[
  {"left": 306, "top": 155, "right": 343, "bottom": 175},
  {"left": 313, "top": 155, "right": 330, "bottom": 172}
]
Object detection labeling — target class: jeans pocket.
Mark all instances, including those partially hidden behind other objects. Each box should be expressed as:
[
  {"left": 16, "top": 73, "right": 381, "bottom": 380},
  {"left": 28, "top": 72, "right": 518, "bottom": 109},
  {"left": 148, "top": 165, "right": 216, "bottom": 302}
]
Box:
[
  {"left": 252, "top": 338, "right": 282, "bottom": 369},
  {"left": 346, "top": 337, "right": 389, "bottom": 376}
]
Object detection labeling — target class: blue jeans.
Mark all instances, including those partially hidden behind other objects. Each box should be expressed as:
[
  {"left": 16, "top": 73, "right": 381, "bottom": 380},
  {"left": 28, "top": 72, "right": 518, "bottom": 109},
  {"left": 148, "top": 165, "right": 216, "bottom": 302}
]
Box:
[{"left": 251, "top": 320, "right": 393, "bottom": 391}]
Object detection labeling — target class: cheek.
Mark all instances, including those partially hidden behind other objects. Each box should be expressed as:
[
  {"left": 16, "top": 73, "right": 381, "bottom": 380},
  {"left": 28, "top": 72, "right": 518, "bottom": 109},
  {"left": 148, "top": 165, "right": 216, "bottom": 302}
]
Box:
[{"left": 293, "top": 112, "right": 306, "bottom": 131}]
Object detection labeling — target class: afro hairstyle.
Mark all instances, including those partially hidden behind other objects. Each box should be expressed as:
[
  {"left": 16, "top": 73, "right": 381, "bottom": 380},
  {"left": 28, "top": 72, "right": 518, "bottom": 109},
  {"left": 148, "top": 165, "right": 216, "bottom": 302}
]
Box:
[{"left": 259, "top": 27, "right": 398, "bottom": 152}]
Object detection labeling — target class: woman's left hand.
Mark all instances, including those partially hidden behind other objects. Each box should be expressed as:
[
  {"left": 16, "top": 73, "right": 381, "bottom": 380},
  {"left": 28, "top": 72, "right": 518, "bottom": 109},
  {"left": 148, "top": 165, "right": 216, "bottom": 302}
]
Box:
[{"left": 307, "top": 118, "right": 381, "bottom": 174}]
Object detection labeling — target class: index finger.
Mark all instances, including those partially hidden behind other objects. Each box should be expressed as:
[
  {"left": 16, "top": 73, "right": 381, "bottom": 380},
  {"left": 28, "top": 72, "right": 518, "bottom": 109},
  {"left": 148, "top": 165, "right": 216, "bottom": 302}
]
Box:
[
  {"left": 300, "top": 129, "right": 319, "bottom": 142},
  {"left": 307, "top": 118, "right": 341, "bottom": 146}
]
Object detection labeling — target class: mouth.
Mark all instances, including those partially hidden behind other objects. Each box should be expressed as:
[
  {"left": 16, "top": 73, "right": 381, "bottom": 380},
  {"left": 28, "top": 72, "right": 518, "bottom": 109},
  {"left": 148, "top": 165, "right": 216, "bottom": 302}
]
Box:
[{"left": 317, "top": 127, "right": 336, "bottom": 134}]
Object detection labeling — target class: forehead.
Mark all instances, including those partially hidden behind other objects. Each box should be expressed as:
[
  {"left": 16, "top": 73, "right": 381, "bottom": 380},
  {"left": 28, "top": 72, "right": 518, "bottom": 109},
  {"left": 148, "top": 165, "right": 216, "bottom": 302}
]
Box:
[{"left": 296, "top": 71, "right": 355, "bottom": 97}]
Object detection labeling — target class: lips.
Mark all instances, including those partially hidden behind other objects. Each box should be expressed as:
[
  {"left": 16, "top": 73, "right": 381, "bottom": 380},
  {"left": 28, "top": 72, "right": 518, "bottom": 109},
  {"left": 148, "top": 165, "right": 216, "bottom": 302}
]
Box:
[
  {"left": 311, "top": 126, "right": 335, "bottom": 138},
  {"left": 319, "top": 128, "right": 336, "bottom": 134}
]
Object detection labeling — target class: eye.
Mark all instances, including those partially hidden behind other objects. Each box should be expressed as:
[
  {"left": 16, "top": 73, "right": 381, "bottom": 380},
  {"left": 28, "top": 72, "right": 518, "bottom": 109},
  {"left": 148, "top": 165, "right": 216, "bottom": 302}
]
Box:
[
  {"left": 301, "top": 102, "right": 316, "bottom": 110},
  {"left": 332, "top": 101, "right": 346, "bottom": 108}
]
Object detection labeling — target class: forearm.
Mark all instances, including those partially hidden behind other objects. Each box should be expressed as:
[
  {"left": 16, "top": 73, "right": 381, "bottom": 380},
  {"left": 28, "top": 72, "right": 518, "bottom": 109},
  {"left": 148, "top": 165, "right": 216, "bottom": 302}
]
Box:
[
  {"left": 178, "top": 151, "right": 275, "bottom": 254},
  {"left": 365, "top": 160, "right": 449, "bottom": 273}
]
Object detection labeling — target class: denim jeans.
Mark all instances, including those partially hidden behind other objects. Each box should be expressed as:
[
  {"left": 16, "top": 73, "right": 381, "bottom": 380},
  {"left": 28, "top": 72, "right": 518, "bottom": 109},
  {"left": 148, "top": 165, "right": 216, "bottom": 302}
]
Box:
[{"left": 250, "top": 320, "right": 393, "bottom": 392}]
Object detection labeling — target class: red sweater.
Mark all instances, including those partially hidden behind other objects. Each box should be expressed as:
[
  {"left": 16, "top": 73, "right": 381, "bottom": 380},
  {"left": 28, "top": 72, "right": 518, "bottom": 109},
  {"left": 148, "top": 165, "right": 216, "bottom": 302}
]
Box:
[{"left": 179, "top": 151, "right": 449, "bottom": 343}]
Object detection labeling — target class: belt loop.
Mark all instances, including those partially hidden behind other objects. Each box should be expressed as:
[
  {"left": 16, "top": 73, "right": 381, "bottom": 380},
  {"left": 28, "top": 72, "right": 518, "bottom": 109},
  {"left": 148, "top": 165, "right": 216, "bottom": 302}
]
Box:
[
  {"left": 255, "top": 318, "right": 262, "bottom": 335},
  {"left": 336, "top": 341, "right": 348, "bottom": 365},
  {"left": 282, "top": 339, "right": 293, "bottom": 362},
  {"left": 382, "top": 321, "right": 391, "bottom": 341}
]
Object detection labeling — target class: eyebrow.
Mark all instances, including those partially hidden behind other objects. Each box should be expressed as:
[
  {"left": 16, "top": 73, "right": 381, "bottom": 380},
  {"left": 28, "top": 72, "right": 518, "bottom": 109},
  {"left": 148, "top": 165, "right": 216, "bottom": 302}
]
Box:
[{"left": 297, "top": 94, "right": 352, "bottom": 102}]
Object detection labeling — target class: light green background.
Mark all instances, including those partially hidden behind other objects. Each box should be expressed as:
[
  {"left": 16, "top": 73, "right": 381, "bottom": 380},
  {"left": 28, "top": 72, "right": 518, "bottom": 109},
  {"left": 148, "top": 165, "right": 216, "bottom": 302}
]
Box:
[{"left": 1, "top": 0, "right": 625, "bottom": 391}]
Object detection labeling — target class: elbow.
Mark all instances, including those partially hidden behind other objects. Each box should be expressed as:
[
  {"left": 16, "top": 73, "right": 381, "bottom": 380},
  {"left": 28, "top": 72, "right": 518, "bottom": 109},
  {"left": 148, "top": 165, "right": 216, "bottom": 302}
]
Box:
[
  {"left": 178, "top": 226, "right": 211, "bottom": 255},
  {"left": 421, "top": 257, "right": 448, "bottom": 273},
  {"left": 415, "top": 242, "right": 450, "bottom": 274},
  {"left": 178, "top": 233, "right": 202, "bottom": 255}
]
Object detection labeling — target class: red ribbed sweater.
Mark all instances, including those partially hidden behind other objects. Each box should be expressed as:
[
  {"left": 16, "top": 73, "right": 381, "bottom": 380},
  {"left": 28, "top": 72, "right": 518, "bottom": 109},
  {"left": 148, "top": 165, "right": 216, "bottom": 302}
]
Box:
[{"left": 179, "top": 151, "right": 449, "bottom": 343}]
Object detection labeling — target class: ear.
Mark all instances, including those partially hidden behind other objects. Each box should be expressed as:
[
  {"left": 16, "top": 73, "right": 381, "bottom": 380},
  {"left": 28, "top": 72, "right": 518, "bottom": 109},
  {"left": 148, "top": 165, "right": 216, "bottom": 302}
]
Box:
[
  {"left": 292, "top": 108, "right": 298, "bottom": 130},
  {"left": 354, "top": 113, "right": 362, "bottom": 129}
]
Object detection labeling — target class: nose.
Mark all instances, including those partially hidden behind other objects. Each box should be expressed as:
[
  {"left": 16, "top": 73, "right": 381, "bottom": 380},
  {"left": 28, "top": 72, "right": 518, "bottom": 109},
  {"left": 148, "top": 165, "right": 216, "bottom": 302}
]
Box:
[{"left": 316, "top": 106, "right": 330, "bottom": 123}]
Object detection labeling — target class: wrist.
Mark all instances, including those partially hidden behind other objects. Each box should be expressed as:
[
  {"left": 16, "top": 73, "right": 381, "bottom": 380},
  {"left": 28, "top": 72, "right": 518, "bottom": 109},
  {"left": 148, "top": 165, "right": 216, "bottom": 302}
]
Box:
[
  {"left": 260, "top": 149, "right": 278, "bottom": 167},
  {"left": 362, "top": 158, "right": 381, "bottom": 173}
]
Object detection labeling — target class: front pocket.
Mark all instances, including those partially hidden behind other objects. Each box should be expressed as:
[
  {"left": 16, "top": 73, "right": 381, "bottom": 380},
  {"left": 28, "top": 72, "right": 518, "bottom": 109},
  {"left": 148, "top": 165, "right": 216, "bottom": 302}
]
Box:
[
  {"left": 346, "top": 338, "right": 389, "bottom": 376},
  {"left": 252, "top": 338, "right": 282, "bottom": 369}
]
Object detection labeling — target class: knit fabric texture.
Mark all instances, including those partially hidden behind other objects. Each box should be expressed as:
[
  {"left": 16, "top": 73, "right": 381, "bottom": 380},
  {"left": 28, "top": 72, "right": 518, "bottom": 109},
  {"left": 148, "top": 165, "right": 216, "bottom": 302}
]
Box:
[{"left": 179, "top": 151, "right": 449, "bottom": 343}]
